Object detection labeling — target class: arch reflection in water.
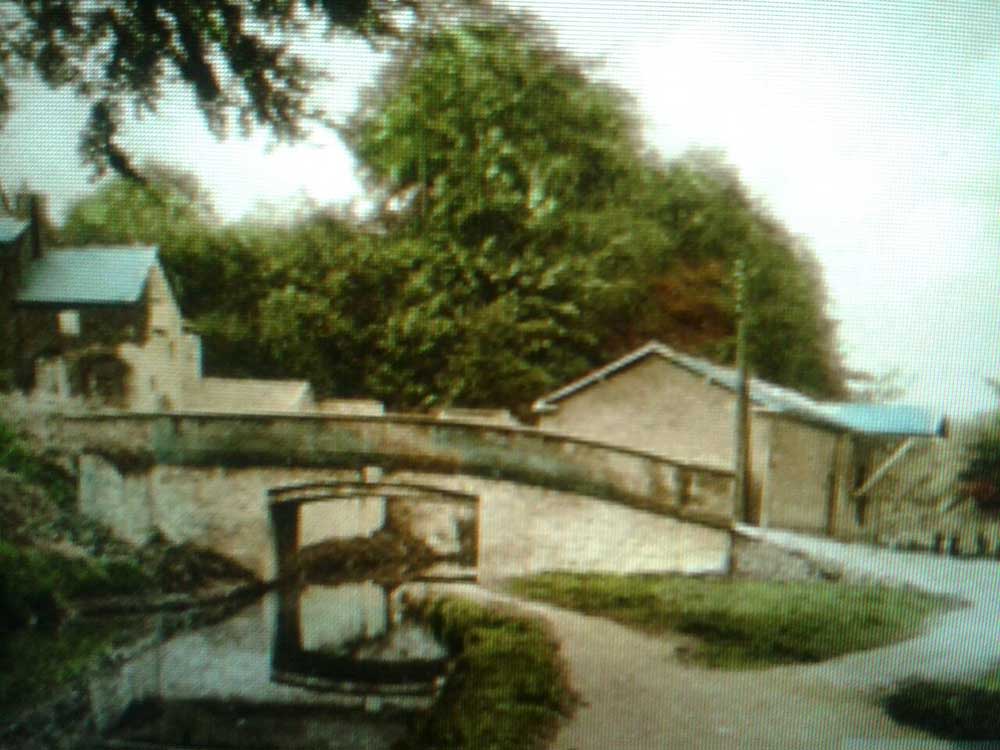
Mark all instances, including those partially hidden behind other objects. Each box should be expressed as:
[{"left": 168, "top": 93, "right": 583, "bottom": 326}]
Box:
[
  {"left": 271, "top": 581, "right": 450, "bottom": 701},
  {"left": 91, "top": 582, "right": 450, "bottom": 750}
]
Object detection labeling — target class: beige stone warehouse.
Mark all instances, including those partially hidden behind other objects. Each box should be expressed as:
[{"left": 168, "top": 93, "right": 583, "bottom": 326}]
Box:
[{"left": 532, "top": 341, "right": 946, "bottom": 537}]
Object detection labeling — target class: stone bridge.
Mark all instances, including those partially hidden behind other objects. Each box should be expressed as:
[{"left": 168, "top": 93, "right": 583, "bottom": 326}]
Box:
[{"left": 52, "top": 412, "right": 736, "bottom": 581}]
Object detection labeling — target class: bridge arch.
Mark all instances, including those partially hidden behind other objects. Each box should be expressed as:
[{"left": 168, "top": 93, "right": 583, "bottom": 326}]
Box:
[
  {"left": 60, "top": 413, "right": 737, "bottom": 581},
  {"left": 268, "top": 480, "right": 479, "bottom": 581}
]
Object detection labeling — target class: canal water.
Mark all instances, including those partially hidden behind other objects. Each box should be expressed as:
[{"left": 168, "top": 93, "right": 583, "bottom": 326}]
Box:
[{"left": 77, "top": 581, "right": 450, "bottom": 749}]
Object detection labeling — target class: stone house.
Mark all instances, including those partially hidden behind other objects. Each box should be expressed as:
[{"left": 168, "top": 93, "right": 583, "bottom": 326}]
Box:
[
  {"left": 532, "top": 341, "right": 946, "bottom": 536},
  {"left": 0, "top": 212, "right": 314, "bottom": 413},
  {"left": 11, "top": 244, "right": 203, "bottom": 410}
]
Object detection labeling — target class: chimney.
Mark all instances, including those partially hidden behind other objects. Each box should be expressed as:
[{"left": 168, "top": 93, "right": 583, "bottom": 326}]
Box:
[{"left": 14, "top": 192, "right": 45, "bottom": 259}]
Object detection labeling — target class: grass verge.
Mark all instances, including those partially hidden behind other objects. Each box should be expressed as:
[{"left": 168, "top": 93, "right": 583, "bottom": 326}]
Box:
[
  {"left": 883, "top": 667, "right": 1000, "bottom": 741},
  {"left": 509, "top": 572, "right": 947, "bottom": 668},
  {"left": 400, "top": 597, "right": 576, "bottom": 750}
]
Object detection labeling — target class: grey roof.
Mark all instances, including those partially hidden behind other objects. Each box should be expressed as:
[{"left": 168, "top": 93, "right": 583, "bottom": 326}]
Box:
[
  {"left": 15, "top": 247, "right": 158, "bottom": 305},
  {"left": 532, "top": 341, "right": 945, "bottom": 437},
  {"left": 0, "top": 215, "right": 29, "bottom": 243}
]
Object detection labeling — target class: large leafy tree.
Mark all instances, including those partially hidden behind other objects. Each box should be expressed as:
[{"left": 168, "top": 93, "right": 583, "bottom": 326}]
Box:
[
  {"left": 614, "top": 151, "right": 846, "bottom": 397},
  {"left": 348, "top": 20, "right": 644, "bottom": 242},
  {"left": 56, "top": 14, "right": 846, "bottom": 409},
  {"left": 343, "top": 18, "right": 672, "bottom": 406},
  {"left": 346, "top": 19, "right": 846, "bottom": 404},
  {"left": 0, "top": 0, "right": 434, "bottom": 179}
]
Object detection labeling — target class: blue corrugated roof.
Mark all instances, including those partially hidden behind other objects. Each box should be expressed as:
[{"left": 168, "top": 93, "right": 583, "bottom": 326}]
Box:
[
  {"left": 533, "top": 341, "right": 945, "bottom": 437},
  {"left": 15, "top": 247, "right": 158, "bottom": 305},
  {"left": 0, "top": 215, "right": 29, "bottom": 243},
  {"left": 816, "top": 403, "right": 946, "bottom": 437}
]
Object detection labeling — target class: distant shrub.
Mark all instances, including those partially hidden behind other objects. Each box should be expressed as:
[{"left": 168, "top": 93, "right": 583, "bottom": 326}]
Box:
[
  {"left": 885, "top": 673, "right": 1000, "bottom": 741},
  {"left": 960, "top": 413, "right": 1000, "bottom": 513},
  {"left": 0, "top": 419, "right": 75, "bottom": 510},
  {"left": 56, "top": 555, "right": 153, "bottom": 598}
]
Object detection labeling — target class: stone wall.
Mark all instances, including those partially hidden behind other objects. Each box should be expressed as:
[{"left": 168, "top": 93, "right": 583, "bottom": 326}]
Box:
[
  {"left": 730, "top": 532, "right": 841, "bottom": 582},
  {"left": 56, "top": 413, "right": 735, "bottom": 525},
  {"left": 472, "top": 478, "right": 731, "bottom": 580},
  {"left": 76, "top": 457, "right": 731, "bottom": 582},
  {"left": 63, "top": 413, "right": 735, "bottom": 581},
  {"left": 300, "top": 498, "right": 386, "bottom": 545}
]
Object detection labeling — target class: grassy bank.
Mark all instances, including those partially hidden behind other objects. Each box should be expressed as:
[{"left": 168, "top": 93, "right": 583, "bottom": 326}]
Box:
[
  {"left": 883, "top": 667, "right": 1000, "bottom": 741},
  {"left": 0, "top": 617, "right": 149, "bottom": 714},
  {"left": 1, "top": 414, "right": 258, "bottom": 627},
  {"left": 0, "top": 542, "right": 152, "bottom": 631},
  {"left": 510, "top": 572, "right": 947, "bottom": 668},
  {"left": 402, "top": 597, "right": 576, "bottom": 750}
]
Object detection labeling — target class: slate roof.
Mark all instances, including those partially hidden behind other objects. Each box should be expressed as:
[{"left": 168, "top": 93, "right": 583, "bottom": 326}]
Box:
[
  {"left": 532, "top": 341, "right": 945, "bottom": 437},
  {"left": 15, "top": 247, "right": 158, "bottom": 305},
  {"left": 0, "top": 215, "right": 29, "bottom": 243}
]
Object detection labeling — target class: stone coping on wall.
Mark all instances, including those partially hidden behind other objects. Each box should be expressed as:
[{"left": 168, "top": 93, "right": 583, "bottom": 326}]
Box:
[
  {"left": 55, "top": 410, "right": 736, "bottom": 530},
  {"left": 56, "top": 409, "right": 735, "bottom": 477}
]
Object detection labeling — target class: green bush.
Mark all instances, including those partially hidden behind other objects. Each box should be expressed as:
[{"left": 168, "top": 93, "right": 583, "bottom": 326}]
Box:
[
  {"left": 0, "top": 618, "right": 145, "bottom": 714},
  {"left": 884, "top": 672, "right": 1000, "bottom": 740},
  {"left": 57, "top": 555, "right": 153, "bottom": 598},
  {"left": 0, "top": 420, "right": 75, "bottom": 510},
  {"left": 402, "top": 597, "right": 575, "bottom": 750},
  {"left": 0, "top": 543, "right": 152, "bottom": 631},
  {"left": 960, "top": 412, "right": 1000, "bottom": 512},
  {"left": 0, "top": 543, "right": 63, "bottom": 630}
]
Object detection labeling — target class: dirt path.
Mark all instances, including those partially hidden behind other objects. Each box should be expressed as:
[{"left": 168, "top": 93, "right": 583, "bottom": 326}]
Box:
[
  {"left": 435, "top": 583, "right": 936, "bottom": 750},
  {"left": 432, "top": 534, "right": 1000, "bottom": 749}
]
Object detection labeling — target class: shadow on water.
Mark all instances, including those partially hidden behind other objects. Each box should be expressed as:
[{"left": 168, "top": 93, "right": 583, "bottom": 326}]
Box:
[{"left": 79, "top": 581, "right": 452, "bottom": 750}]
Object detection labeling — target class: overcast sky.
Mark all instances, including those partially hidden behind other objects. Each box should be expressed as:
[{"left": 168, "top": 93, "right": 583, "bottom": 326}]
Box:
[{"left": 1, "top": 0, "right": 997, "bottom": 416}]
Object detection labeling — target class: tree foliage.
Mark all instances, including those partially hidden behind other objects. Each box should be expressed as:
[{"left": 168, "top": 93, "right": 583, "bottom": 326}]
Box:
[
  {"left": 347, "top": 17, "right": 845, "bottom": 402},
  {"left": 617, "top": 152, "right": 845, "bottom": 396},
  {"left": 57, "top": 13, "right": 846, "bottom": 410},
  {"left": 960, "top": 385, "right": 1000, "bottom": 512},
  {"left": 0, "top": 0, "right": 432, "bottom": 179},
  {"left": 342, "top": 18, "right": 658, "bottom": 405}
]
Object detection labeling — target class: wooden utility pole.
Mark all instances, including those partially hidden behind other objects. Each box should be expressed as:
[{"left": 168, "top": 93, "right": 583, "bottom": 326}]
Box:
[{"left": 733, "top": 253, "right": 752, "bottom": 523}]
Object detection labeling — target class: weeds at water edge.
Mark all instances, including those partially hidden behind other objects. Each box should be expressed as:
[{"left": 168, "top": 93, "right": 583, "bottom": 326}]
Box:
[{"left": 399, "top": 597, "right": 577, "bottom": 750}]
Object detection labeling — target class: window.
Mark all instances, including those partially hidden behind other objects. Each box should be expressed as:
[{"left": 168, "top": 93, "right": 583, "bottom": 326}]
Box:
[{"left": 57, "top": 310, "right": 80, "bottom": 337}]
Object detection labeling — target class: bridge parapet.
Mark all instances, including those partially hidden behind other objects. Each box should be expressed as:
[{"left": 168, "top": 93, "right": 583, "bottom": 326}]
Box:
[{"left": 54, "top": 411, "right": 735, "bottom": 526}]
